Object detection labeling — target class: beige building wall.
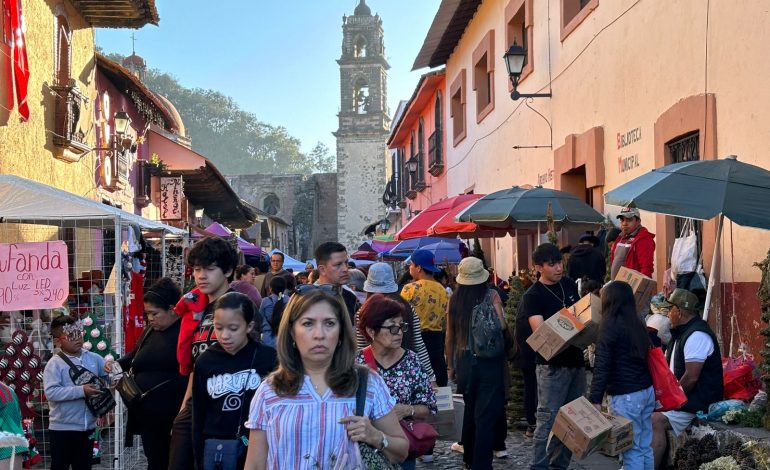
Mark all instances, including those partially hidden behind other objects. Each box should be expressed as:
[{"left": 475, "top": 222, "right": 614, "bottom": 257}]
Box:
[
  {"left": 442, "top": 0, "right": 770, "bottom": 286},
  {"left": 0, "top": 0, "right": 97, "bottom": 195}
]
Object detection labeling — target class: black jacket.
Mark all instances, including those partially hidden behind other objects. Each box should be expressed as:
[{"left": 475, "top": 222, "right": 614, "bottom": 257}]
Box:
[
  {"left": 118, "top": 320, "right": 187, "bottom": 444},
  {"left": 568, "top": 244, "right": 606, "bottom": 283},
  {"left": 666, "top": 317, "right": 724, "bottom": 413},
  {"left": 192, "top": 341, "right": 277, "bottom": 466},
  {"left": 589, "top": 317, "right": 652, "bottom": 403}
]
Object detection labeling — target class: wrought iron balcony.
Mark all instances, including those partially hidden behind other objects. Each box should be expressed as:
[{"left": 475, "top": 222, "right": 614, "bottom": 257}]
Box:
[
  {"left": 51, "top": 84, "right": 89, "bottom": 159},
  {"left": 428, "top": 131, "right": 444, "bottom": 176}
]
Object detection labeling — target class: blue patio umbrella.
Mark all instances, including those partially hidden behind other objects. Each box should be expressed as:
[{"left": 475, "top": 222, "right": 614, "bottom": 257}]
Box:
[
  {"left": 383, "top": 236, "right": 461, "bottom": 258},
  {"left": 418, "top": 241, "right": 464, "bottom": 264},
  {"left": 604, "top": 155, "right": 770, "bottom": 321}
]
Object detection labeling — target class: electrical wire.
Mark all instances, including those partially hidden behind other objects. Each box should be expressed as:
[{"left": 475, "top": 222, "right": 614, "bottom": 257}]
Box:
[{"left": 445, "top": 0, "right": 644, "bottom": 173}]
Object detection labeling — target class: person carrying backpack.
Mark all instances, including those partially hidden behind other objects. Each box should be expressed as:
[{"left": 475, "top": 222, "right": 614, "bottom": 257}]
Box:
[
  {"left": 445, "top": 256, "right": 512, "bottom": 470},
  {"left": 258, "top": 276, "right": 287, "bottom": 349}
]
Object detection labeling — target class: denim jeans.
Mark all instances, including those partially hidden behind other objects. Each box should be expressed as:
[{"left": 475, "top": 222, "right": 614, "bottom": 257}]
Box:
[
  {"left": 530, "top": 365, "right": 586, "bottom": 470},
  {"left": 609, "top": 386, "right": 655, "bottom": 470},
  {"left": 400, "top": 458, "right": 416, "bottom": 470}
]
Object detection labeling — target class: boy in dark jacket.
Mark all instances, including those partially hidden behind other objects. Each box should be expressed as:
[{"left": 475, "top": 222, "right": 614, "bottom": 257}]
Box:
[{"left": 568, "top": 234, "right": 606, "bottom": 283}]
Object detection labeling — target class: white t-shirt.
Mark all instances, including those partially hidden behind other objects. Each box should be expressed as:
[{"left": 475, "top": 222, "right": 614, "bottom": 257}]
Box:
[{"left": 669, "top": 331, "right": 714, "bottom": 372}]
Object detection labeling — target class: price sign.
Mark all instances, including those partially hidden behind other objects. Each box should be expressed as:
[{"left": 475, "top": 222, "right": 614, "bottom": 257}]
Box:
[{"left": 0, "top": 241, "right": 69, "bottom": 311}]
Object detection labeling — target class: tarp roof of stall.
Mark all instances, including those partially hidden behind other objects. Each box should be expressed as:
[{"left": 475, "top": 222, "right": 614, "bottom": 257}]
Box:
[{"left": 0, "top": 175, "right": 187, "bottom": 235}]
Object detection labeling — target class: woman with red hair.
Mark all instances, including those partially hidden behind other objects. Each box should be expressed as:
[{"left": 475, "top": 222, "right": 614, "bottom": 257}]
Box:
[{"left": 356, "top": 294, "right": 437, "bottom": 470}]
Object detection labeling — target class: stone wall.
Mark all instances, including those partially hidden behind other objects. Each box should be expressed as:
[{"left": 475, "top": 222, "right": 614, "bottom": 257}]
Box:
[
  {"left": 227, "top": 173, "right": 337, "bottom": 259},
  {"left": 336, "top": 136, "right": 388, "bottom": 250}
]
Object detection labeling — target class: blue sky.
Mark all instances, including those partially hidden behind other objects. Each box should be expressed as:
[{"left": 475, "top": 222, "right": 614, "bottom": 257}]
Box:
[{"left": 95, "top": 1, "right": 441, "bottom": 154}]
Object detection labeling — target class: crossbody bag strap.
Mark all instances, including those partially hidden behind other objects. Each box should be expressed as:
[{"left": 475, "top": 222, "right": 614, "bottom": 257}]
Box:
[
  {"left": 355, "top": 366, "right": 368, "bottom": 417},
  {"left": 362, "top": 346, "right": 377, "bottom": 371},
  {"left": 57, "top": 351, "right": 79, "bottom": 371},
  {"left": 235, "top": 343, "right": 261, "bottom": 439},
  {"left": 128, "top": 327, "right": 153, "bottom": 374}
]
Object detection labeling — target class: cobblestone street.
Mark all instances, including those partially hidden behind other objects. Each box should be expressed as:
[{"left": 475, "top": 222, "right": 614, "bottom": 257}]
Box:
[{"left": 415, "top": 431, "right": 621, "bottom": 469}]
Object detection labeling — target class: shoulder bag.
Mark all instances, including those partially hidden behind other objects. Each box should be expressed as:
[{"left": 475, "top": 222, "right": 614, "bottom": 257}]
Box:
[
  {"left": 57, "top": 352, "right": 116, "bottom": 418},
  {"left": 354, "top": 367, "right": 400, "bottom": 470},
  {"left": 647, "top": 346, "right": 688, "bottom": 412},
  {"left": 201, "top": 345, "right": 259, "bottom": 470},
  {"left": 361, "top": 347, "right": 437, "bottom": 458},
  {"left": 116, "top": 329, "right": 172, "bottom": 407}
]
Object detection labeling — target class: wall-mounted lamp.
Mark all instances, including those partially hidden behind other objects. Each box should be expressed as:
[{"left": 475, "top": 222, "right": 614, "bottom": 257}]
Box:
[
  {"left": 405, "top": 156, "right": 418, "bottom": 174},
  {"left": 94, "top": 110, "right": 137, "bottom": 154},
  {"left": 503, "top": 44, "right": 552, "bottom": 101}
]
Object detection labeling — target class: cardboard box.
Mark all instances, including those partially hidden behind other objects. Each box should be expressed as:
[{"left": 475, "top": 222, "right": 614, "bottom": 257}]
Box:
[
  {"left": 526, "top": 308, "right": 585, "bottom": 360},
  {"left": 616, "top": 267, "right": 657, "bottom": 314},
  {"left": 600, "top": 413, "right": 634, "bottom": 456},
  {"left": 425, "top": 386, "right": 455, "bottom": 439},
  {"left": 569, "top": 293, "right": 602, "bottom": 348},
  {"left": 551, "top": 397, "right": 612, "bottom": 459}
]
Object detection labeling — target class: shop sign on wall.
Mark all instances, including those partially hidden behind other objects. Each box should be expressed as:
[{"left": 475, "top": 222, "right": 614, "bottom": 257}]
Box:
[
  {"left": 0, "top": 241, "right": 69, "bottom": 310},
  {"left": 537, "top": 169, "right": 554, "bottom": 185},
  {"left": 617, "top": 127, "right": 642, "bottom": 173},
  {"left": 160, "top": 177, "right": 183, "bottom": 220}
]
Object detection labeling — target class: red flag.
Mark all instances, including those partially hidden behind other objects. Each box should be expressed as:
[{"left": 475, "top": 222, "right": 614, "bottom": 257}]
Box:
[{"left": 8, "top": 0, "right": 29, "bottom": 121}]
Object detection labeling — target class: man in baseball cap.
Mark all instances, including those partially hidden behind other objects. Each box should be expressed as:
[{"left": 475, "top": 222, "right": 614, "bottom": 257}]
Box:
[
  {"left": 401, "top": 249, "right": 448, "bottom": 388},
  {"left": 610, "top": 206, "right": 656, "bottom": 280},
  {"left": 651, "top": 288, "right": 723, "bottom": 468}
]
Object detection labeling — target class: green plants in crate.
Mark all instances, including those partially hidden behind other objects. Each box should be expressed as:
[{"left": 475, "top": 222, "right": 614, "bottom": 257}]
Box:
[
  {"left": 754, "top": 247, "right": 770, "bottom": 429},
  {"left": 505, "top": 274, "right": 527, "bottom": 424}
]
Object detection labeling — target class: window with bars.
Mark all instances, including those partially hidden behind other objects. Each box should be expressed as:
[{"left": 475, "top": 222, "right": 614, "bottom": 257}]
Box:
[{"left": 667, "top": 131, "right": 702, "bottom": 255}]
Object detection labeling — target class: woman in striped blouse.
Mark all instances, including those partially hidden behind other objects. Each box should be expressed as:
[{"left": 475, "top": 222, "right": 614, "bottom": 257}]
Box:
[{"left": 244, "top": 289, "right": 408, "bottom": 469}]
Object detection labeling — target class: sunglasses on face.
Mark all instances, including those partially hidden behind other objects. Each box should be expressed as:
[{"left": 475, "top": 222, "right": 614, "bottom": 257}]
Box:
[
  {"left": 294, "top": 283, "right": 341, "bottom": 296},
  {"left": 380, "top": 322, "right": 408, "bottom": 335}
]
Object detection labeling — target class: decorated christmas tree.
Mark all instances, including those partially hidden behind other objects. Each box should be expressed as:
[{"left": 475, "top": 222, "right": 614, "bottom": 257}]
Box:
[{"left": 81, "top": 314, "right": 116, "bottom": 361}]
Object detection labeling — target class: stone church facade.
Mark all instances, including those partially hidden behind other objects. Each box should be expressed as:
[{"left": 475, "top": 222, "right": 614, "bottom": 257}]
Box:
[
  {"left": 227, "top": 173, "right": 337, "bottom": 261},
  {"left": 335, "top": 0, "right": 391, "bottom": 250}
]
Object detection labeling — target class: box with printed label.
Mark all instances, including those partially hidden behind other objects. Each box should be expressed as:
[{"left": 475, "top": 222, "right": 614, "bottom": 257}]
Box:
[
  {"left": 616, "top": 267, "right": 657, "bottom": 314},
  {"left": 600, "top": 413, "right": 634, "bottom": 456},
  {"left": 425, "top": 386, "right": 455, "bottom": 438},
  {"left": 551, "top": 396, "right": 612, "bottom": 459},
  {"left": 569, "top": 293, "right": 602, "bottom": 348},
  {"left": 526, "top": 308, "right": 585, "bottom": 361}
]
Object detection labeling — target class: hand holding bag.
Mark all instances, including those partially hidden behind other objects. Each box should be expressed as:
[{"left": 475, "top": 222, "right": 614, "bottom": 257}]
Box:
[
  {"left": 361, "top": 347, "right": 437, "bottom": 458},
  {"left": 57, "top": 352, "right": 116, "bottom": 418},
  {"left": 647, "top": 346, "right": 688, "bottom": 412},
  {"left": 354, "top": 367, "right": 400, "bottom": 470}
]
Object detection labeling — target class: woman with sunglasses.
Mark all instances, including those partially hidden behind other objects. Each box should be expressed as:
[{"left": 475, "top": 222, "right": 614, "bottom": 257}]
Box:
[
  {"left": 356, "top": 294, "right": 437, "bottom": 470},
  {"left": 243, "top": 289, "right": 408, "bottom": 469}
]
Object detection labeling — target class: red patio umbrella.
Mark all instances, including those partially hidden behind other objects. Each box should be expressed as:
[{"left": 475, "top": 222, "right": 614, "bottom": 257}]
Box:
[
  {"left": 427, "top": 197, "right": 512, "bottom": 238},
  {"left": 394, "top": 194, "right": 485, "bottom": 241}
]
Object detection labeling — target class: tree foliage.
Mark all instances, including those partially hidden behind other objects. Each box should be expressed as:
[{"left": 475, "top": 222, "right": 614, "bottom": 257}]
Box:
[{"left": 104, "top": 52, "right": 334, "bottom": 175}]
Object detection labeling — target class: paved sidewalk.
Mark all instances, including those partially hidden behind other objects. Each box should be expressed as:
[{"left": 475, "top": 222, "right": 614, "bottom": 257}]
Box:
[{"left": 415, "top": 431, "right": 621, "bottom": 469}]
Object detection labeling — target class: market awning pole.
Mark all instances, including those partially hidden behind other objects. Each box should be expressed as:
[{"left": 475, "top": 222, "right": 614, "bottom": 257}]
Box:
[
  {"left": 702, "top": 213, "right": 724, "bottom": 322},
  {"left": 514, "top": 228, "right": 519, "bottom": 271},
  {"left": 161, "top": 232, "right": 167, "bottom": 277}
]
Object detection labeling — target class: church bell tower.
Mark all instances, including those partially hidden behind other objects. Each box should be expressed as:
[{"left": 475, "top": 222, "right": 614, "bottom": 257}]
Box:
[{"left": 334, "top": 0, "right": 391, "bottom": 249}]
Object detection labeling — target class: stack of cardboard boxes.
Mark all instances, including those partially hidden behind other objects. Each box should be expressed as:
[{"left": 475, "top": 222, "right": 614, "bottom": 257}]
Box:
[
  {"left": 551, "top": 397, "right": 613, "bottom": 459},
  {"left": 600, "top": 413, "right": 634, "bottom": 456}
]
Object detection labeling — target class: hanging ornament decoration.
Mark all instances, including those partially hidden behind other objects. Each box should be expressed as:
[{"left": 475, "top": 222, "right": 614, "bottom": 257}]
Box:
[{"left": 0, "top": 329, "right": 43, "bottom": 418}]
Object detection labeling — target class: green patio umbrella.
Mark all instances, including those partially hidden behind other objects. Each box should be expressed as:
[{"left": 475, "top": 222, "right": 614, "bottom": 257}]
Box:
[
  {"left": 456, "top": 186, "right": 604, "bottom": 229},
  {"left": 604, "top": 155, "right": 770, "bottom": 321}
]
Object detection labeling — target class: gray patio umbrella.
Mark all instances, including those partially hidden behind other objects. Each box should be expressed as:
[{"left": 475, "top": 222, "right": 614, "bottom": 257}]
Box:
[
  {"left": 604, "top": 155, "right": 770, "bottom": 321},
  {"left": 456, "top": 186, "right": 605, "bottom": 229}
]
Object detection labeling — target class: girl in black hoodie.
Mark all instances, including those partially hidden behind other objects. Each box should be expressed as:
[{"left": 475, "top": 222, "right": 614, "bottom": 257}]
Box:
[{"left": 192, "top": 292, "right": 277, "bottom": 470}]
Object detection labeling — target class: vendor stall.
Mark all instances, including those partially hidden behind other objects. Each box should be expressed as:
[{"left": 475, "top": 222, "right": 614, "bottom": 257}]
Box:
[{"left": 0, "top": 175, "right": 187, "bottom": 469}]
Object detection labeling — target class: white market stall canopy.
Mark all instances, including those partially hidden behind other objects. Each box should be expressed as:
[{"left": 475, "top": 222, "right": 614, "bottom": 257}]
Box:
[{"left": 0, "top": 175, "right": 187, "bottom": 235}]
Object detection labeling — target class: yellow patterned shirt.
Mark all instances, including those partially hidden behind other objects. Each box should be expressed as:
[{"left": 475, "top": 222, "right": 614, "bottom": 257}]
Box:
[{"left": 400, "top": 280, "right": 448, "bottom": 332}]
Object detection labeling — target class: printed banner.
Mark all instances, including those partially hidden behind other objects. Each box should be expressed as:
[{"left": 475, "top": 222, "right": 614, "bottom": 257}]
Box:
[
  {"left": 160, "top": 176, "right": 183, "bottom": 220},
  {"left": 0, "top": 241, "right": 69, "bottom": 311}
]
